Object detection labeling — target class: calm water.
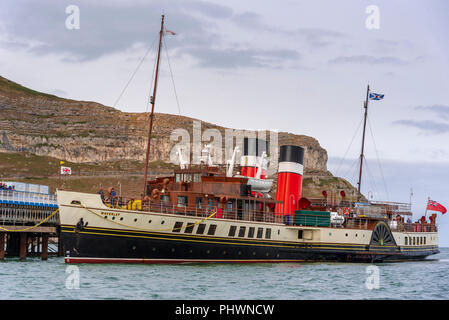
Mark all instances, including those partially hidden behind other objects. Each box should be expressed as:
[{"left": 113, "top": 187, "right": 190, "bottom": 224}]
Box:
[{"left": 1, "top": 248, "right": 448, "bottom": 300}]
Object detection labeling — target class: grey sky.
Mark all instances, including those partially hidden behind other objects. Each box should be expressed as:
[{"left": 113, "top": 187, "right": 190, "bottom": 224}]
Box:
[{"left": 1, "top": 0, "right": 448, "bottom": 243}]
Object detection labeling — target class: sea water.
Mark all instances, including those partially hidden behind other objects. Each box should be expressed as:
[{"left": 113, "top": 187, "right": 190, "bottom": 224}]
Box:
[{"left": 0, "top": 248, "right": 448, "bottom": 300}]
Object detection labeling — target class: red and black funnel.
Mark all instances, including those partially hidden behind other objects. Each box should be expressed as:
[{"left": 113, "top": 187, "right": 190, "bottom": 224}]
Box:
[
  {"left": 275, "top": 145, "right": 305, "bottom": 215},
  {"left": 240, "top": 137, "right": 268, "bottom": 179}
]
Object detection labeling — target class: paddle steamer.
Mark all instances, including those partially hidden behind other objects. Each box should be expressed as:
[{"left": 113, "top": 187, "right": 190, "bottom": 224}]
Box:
[{"left": 57, "top": 15, "right": 439, "bottom": 263}]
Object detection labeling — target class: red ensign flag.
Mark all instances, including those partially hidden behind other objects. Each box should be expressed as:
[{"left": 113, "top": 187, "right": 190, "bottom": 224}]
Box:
[{"left": 427, "top": 200, "right": 447, "bottom": 214}]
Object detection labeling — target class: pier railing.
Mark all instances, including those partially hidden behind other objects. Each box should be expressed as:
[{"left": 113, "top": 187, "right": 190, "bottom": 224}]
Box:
[
  {"left": 0, "top": 206, "right": 60, "bottom": 225},
  {"left": 0, "top": 190, "right": 58, "bottom": 208},
  {"left": 0, "top": 190, "right": 59, "bottom": 226}
]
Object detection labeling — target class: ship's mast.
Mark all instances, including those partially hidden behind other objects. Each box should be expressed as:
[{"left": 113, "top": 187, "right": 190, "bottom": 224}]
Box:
[
  {"left": 357, "top": 84, "right": 370, "bottom": 198},
  {"left": 142, "top": 15, "right": 165, "bottom": 197}
]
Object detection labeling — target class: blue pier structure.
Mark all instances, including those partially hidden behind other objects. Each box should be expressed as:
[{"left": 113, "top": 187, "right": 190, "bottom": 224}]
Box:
[{"left": 0, "top": 183, "right": 61, "bottom": 261}]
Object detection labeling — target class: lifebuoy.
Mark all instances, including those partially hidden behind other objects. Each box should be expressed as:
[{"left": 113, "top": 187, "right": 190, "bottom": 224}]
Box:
[
  {"left": 151, "top": 188, "right": 160, "bottom": 200},
  {"left": 343, "top": 207, "right": 351, "bottom": 216}
]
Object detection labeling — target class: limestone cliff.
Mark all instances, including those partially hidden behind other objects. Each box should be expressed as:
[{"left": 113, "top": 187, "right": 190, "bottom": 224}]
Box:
[{"left": 0, "top": 76, "right": 328, "bottom": 174}]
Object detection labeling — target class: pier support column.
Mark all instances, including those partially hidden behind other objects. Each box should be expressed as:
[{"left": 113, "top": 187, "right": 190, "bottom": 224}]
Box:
[
  {"left": 41, "top": 234, "right": 48, "bottom": 261},
  {"left": 57, "top": 233, "right": 64, "bottom": 257},
  {"left": 7, "top": 233, "right": 20, "bottom": 257},
  {"left": 19, "top": 233, "right": 27, "bottom": 261},
  {"left": 0, "top": 232, "right": 5, "bottom": 260}
]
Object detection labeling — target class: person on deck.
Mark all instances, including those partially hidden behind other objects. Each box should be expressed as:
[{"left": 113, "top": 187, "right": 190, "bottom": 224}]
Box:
[
  {"left": 110, "top": 188, "right": 117, "bottom": 206},
  {"left": 98, "top": 188, "right": 105, "bottom": 201}
]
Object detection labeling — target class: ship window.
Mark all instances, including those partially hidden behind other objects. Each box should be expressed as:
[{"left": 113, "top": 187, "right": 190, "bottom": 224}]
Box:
[
  {"left": 413, "top": 237, "right": 416, "bottom": 245},
  {"left": 265, "top": 228, "right": 272, "bottom": 239},
  {"left": 257, "top": 228, "right": 263, "bottom": 239},
  {"left": 248, "top": 227, "right": 255, "bottom": 238},
  {"left": 207, "top": 199, "right": 215, "bottom": 210},
  {"left": 424, "top": 237, "right": 426, "bottom": 245},
  {"left": 177, "top": 196, "right": 188, "bottom": 208},
  {"left": 228, "top": 225, "right": 237, "bottom": 237},
  {"left": 71, "top": 200, "right": 81, "bottom": 205},
  {"left": 193, "top": 173, "right": 201, "bottom": 183},
  {"left": 226, "top": 201, "right": 233, "bottom": 212},
  {"left": 207, "top": 224, "right": 217, "bottom": 235},
  {"left": 185, "top": 174, "right": 192, "bottom": 183},
  {"left": 298, "top": 230, "right": 303, "bottom": 239},
  {"left": 175, "top": 173, "right": 182, "bottom": 183},
  {"left": 173, "top": 221, "right": 183, "bottom": 232},
  {"left": 405, "top": 237, "right": 408, "bottom": 245},
  {"left": 421, "top": 237, "right": 423, "bottom": 245},
  {"left": 196, "top": 224, "right": 206, "bottom": 235},
  {"left": 196, "top": 197, "right": 203, "bottom": 209},
  {"left": 238, "top": 226, "right": 246, "bottom": 237},
  {"left": 161, "top": 195, "right": 169, "bottom": 203},
  {"left": 184, "top": 223, "right": 195, "bottom": 234}
]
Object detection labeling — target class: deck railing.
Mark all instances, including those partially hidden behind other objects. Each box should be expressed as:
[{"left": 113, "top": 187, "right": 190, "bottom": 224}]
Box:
[
  {"left": 103, "top": 198, "right": 285, "bottom": 224},
  {"left": 102, "top": 198, "right": 437, "bottom": 232}
]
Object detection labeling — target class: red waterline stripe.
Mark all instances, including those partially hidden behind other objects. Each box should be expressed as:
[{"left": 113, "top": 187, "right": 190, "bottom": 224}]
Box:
[{"left": 64, "top": 257, "right": 310, "bottom": 264}]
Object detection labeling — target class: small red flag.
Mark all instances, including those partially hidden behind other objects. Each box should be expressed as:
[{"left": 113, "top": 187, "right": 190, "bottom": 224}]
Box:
[
  {"left": 165, "top": 29, "right": 176, "bottom": 35},
  {"left": 427, "top": 199, "right": 447, "bottom": 214}
]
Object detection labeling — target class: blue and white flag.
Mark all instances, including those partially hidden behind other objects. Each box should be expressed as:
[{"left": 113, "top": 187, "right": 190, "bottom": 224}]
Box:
[{"left": 369, "top": 92, "right": 384, "bottom": 100}]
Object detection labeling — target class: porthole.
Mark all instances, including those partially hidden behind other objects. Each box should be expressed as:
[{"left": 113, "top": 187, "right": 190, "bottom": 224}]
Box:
[
  {"left": 355, "top": 234, "right": 358, "bottom": 237},
  {"left": 329, "top": 232, "right": 332, "bottom": 236},
  {"left": 223, "top": 251, "right": 226, "bottom": 255},
  {"left": 161, "top": 220, "right": 165, "bottom": 224},
  {"left": 152, "top": 247, "right": 156, "bottom": 251},
  {"left": 253, "top": 252, "right": 256, "bottom": 256},
  {"left": 277, "top": 229, "right": 280, "bottom": 235},
  {"left": 238, "top": 251, "right": 242, "bottom": 255},
  {"left": 172, "top": 248, "right": 175, "bottom": 252},
  {"left": 345, "top": 233, "right": 348, "bottom": 237},
  {"left": 104, "top": 216, "right": 107, "bottom": 219},
  {"left": 132, "top": 246, "right": 136, "bottom": 250},
  {"left": 206, "top": 250, "right": 210, "bottom": 254},
  {"left": 120, "top": 217, "right": 123, "bottom": 221},
  {"left": 148, "top": 220, "right": 152, "bottom": 224},
  {"left": 266, "top": 253, "right": 269, "bottom": 257},
  {"left": 134, "top": 218, "right": 138, "bottom": 222},
  {"left": 189, "top": 249, "right": 193, "bottom": 253},
  {"left": 112, "top": 217, "right": 115, "bottom": 220}
]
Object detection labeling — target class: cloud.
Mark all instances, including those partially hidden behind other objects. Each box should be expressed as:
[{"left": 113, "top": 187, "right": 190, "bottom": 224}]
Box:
[
  {"left": 329, "top": 55, "right": 407, "bottom": 65},
  {"left": 231, "top": 11, "right": 347, "bottom": 48},
  {"left": 393, "top": 120, "right": 449, "bottom": 134},
  {"left": 414, "top": 105, "right": 449, "bottom": 120},
  {"left": 0, "top": 0, "right": 301, "bottom": 69},
  {"left": 0, "top": 1, "right": 224, "bottom": 61},
  {"left": 183, "top": 47, "right": 300, "bottom": 69},
  {"left": 185, "top": 0, "right": 234, "bottom": 19}
]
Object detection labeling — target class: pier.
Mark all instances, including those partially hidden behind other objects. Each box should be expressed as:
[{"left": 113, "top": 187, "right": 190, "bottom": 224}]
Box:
[{"left": 0, "top": 189, "right": 61, "bottom": 261}]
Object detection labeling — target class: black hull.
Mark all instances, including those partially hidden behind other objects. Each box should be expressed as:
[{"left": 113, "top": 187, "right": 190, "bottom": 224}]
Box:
[{"left": 61, "top": 225, "right": 439, "bottom": 264}]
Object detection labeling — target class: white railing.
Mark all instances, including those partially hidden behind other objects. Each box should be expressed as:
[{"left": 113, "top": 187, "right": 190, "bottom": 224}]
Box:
[{"left": 0, "top": 189, "right": 57, "bottom": 207}]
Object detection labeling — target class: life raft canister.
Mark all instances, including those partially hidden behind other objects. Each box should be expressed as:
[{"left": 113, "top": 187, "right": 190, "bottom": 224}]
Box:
[{"left": 343, "top": 207, "right": 351, "bottom": 216}]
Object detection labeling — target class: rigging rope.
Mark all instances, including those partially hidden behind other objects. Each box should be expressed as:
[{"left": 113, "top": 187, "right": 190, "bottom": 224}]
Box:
[
  {"left": 363, "top": 155, "right": 380, "bottom": 200},
  {"left": 335, "top": 118, "right": 364, "bottom": 177},
  {"left": 113, "top": 36, "right": 158, "bottom": 108},
  {"left": 145, "top": 41, "right": 159, "bottom": 113},
  {"left": 368, "top": 118, "right": 390, "bottom": 201},
  {"left": 163, "top": 37, "right": 182, "bottom": 115}
]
